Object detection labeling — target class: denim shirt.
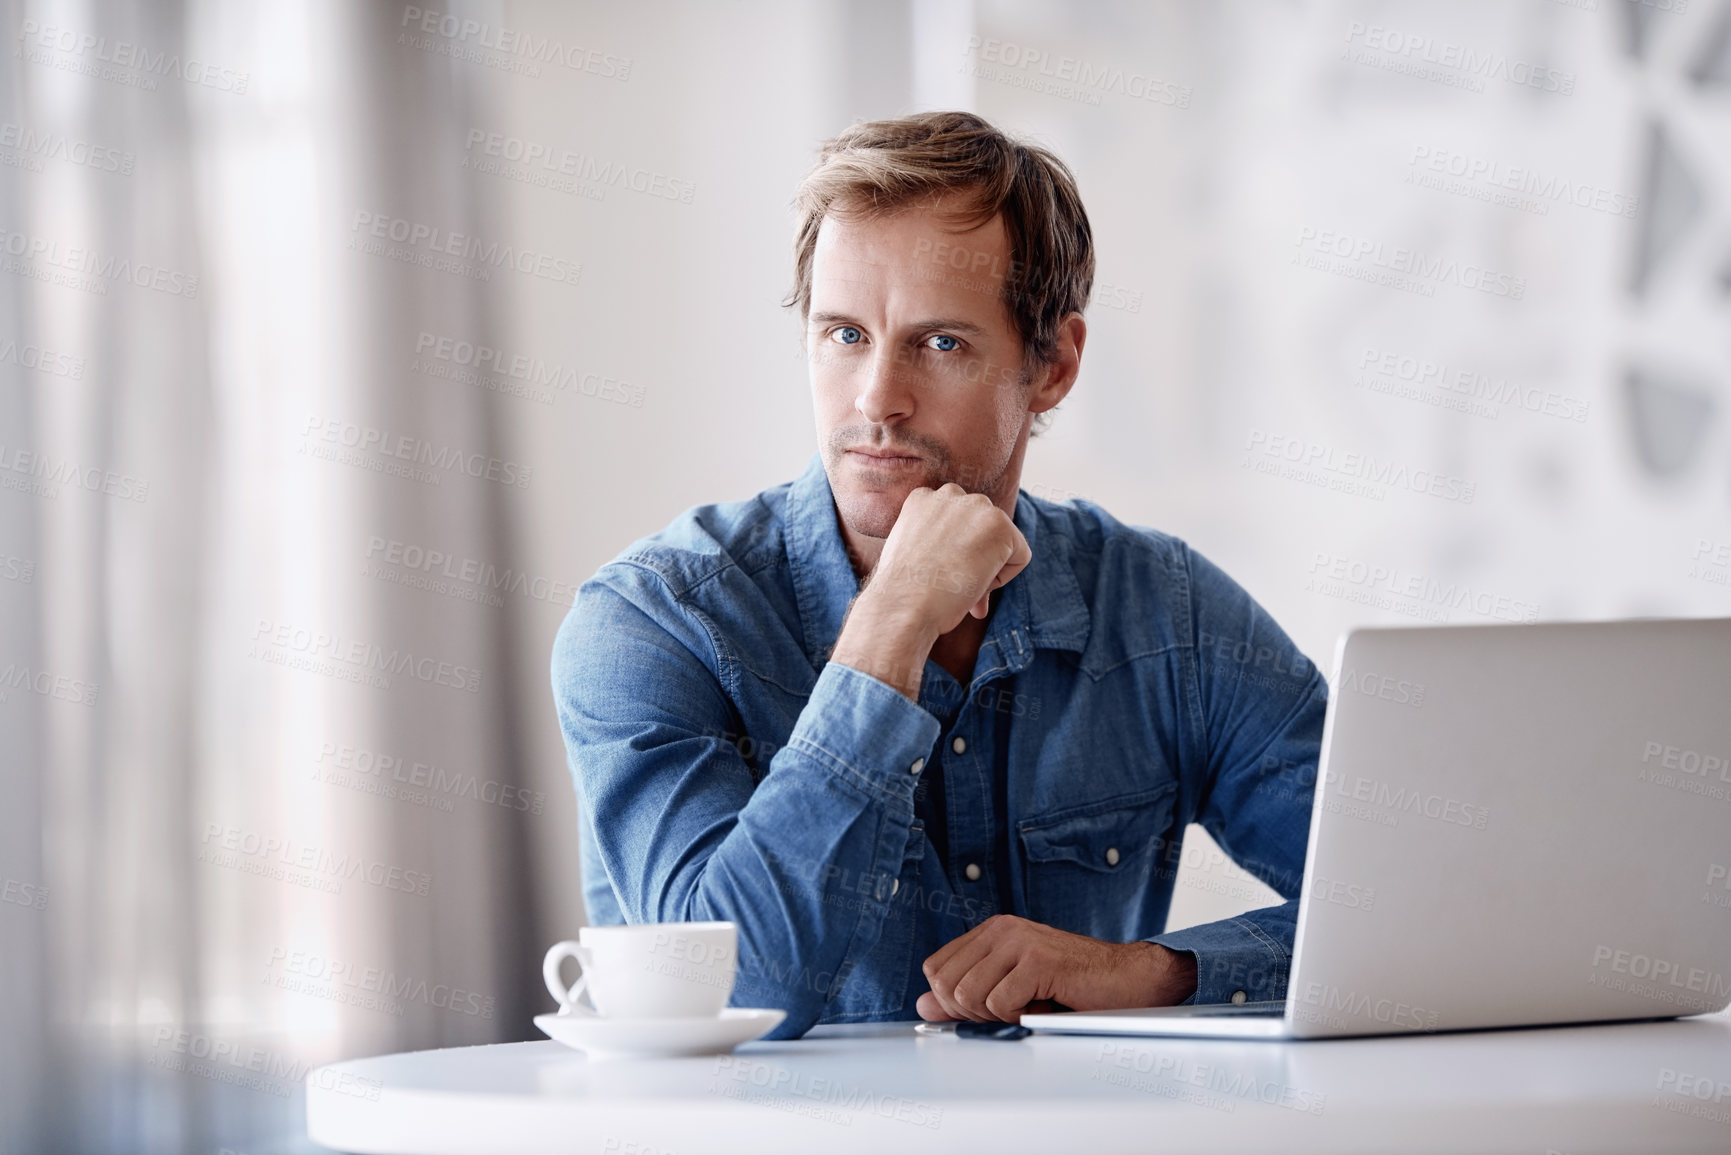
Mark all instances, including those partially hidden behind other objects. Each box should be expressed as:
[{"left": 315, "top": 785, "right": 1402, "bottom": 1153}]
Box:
[{"left": 552, "top": 453, "right": 1327, "bottom": 1039}]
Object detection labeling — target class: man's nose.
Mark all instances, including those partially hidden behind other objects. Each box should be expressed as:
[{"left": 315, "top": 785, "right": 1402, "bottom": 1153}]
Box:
[{"left": 855, "top": 346, "right": 915, "bottom": 425}]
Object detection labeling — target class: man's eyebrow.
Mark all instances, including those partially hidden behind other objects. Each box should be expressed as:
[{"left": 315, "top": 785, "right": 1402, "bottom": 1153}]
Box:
[
  {"left": 910, "top": 317, "right": 988, "bottom": 336},
  {"left": 806, "top": 311, "right": 988, "bottom": 336}
]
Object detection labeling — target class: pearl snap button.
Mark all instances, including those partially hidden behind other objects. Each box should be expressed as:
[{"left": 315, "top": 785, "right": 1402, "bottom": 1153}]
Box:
[
  {"left": 952, "top": 736, "right": 967, "bottom": 755},
  {"left": 910, "top": 758, "right": 925, "bottom": 775},
  {"left": 1231, "top": 990, "right": 1248, "bottom": 1005},
  {"left": 964, "top": 863, "right": 982, "bottom": 882},
  {"left": 891, "top": 878, "right": 900, "bottom": 896},
  {"left": 1105, "top": 847, "right": 1120, "bottom": 866}
]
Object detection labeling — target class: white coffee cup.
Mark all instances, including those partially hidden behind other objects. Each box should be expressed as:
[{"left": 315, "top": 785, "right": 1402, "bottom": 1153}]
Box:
[{"left": 543, "top": 921, "right": 738, "bottom": 1019}]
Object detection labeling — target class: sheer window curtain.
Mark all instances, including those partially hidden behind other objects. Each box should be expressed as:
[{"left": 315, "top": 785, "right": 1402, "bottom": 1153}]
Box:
[
  {"left": 0, "top": 1, "right": 909, "bottom": 1148},
  {"left": 2, "top": 2, "right": 547, "bottom": 1151}
]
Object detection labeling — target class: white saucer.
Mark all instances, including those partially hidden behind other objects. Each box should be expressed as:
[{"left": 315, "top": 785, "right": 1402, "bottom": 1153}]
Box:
[{"left": 534, "top": 1007, "right": 786, "bottom": 1060}]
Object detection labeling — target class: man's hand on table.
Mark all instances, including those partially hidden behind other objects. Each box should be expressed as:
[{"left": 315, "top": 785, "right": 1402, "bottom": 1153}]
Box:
[{"left": 916, "top": 914, "right": 1199, "bottom": 1022}]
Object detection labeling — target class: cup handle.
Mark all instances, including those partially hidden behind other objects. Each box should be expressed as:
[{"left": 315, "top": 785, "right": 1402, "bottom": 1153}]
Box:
[{"left": 543, "top": 941, "right": 595, "bottom": 1015}]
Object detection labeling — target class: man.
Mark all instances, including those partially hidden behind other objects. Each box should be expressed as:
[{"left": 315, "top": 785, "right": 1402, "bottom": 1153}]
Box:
[{"left": 552, "top": 111, "right": 1325, "bottom": 1038}]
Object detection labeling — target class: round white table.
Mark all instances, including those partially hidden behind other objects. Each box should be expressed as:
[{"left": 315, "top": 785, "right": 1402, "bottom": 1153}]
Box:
[{"left": 307, "top": 1014, "right": 1731, "bottom": 1154}]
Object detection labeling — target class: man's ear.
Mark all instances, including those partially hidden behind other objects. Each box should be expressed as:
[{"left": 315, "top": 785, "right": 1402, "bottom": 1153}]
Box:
[{"left": 1028, "top": 312, "right": 1087, "bottom": 415}]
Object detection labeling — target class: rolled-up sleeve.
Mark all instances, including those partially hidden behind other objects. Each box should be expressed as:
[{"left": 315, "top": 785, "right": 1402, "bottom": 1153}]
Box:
[{"left": 552, "top": 565, "right": 940, "bottom": 1037}]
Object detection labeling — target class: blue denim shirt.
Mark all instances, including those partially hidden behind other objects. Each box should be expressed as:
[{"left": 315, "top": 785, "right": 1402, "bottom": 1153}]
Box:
[{"left": 552, "top": 453, "right": 1326, "bottom": 1038}]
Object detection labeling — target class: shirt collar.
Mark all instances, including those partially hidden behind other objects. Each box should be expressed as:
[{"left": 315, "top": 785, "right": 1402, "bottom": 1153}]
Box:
[
  {"left": 784, "top": 452, "right": 864, "bottom": 664},
  {"left": 784, "top": 452, "right": 1091, "bottom": 678}
]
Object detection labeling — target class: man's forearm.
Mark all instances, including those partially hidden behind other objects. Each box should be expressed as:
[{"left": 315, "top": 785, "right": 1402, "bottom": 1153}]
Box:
[
  {"left": 826, "top": 484, "right": 1029, "bottom": 702},
  {"left": 1129, "top": 941, "right": 1199, "bottom": 1005},
  {"left": 611, "top": 660, "right": 934, "bottom": 1036},
  {"left": 829, "top": 590, "right": 939, "bottom": 702},
  {"left": 559, "top": 579, "right": 943, "bottom": 1038}
]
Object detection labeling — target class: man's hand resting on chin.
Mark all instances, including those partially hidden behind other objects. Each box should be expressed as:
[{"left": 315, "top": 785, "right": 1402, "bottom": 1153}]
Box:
[{"left": 916, "top": 914, "right": 1199, "bottom": 1022}]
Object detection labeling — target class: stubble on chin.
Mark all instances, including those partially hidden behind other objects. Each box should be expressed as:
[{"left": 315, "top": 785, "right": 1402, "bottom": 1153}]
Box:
[
  {"left": 836, "top": 499, "right": 896, "bottom": 542},
  {"left": 823, "top": 446, "right": 936, "bottom": 537},
  {"left": 832, "top": 477, "right": 927, "bottom": 541}
]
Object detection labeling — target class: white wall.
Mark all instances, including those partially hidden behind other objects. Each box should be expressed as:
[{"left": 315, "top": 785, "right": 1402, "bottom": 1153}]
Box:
[{"left": 491, "top": 0, "right": 1731, "bottom": 935}]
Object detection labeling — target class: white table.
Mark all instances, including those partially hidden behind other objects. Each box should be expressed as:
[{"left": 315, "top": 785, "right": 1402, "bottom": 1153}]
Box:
[{"left": 307, "top": 1014, "right": 1731, "bottom": 1154}]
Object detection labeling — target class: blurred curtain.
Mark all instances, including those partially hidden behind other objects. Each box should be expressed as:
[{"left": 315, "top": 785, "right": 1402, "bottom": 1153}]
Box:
[{"left": 0, "top": 2, "right": 541, "bottom": 1151}]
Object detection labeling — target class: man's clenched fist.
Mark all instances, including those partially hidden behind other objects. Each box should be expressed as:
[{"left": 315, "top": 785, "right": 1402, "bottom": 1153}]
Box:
[
  {"left": 866, "top": 483, "right": 1031, "bottom": 634},
  {"left": 830, "top": 483, "right": 1030, "bottom": 700}
]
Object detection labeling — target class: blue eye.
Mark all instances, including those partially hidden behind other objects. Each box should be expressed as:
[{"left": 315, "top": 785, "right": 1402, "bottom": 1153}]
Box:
[
  {"left": 927, "top": 334, "right": 960, "bottom": 352},
  {"left": 830, "top": 326, "right": 863, "bottom": 345}
]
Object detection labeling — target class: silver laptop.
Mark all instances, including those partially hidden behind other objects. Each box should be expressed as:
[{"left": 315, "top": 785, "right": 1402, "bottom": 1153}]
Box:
[{"left": 1023, "top": 618, "right": 1731, "bottom": 1039}]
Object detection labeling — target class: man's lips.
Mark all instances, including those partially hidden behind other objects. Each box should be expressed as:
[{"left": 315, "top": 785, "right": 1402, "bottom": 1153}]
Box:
[{"left": 845, "top": 448, "right": 922, "bottom": 462}]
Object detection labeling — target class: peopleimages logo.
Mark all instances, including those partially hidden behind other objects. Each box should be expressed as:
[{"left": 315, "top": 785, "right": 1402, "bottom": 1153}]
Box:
[
  {"left": 1294, "top": 227, "right": 1525, "bottom": 300},
  {"left": 961, "top": 35, "right": 1191, "bottom": 108},
  {"left": 1243, "top": 429, "right": 1476, "bottom": 504},
  {"left": 16, "top": 19, "right": 251, "bottom": 94},
  {"left": 300, "top": 414, "right": 532, "bottom": 489},
  {"left": 1310, "top": 874, "right": 1376, "bottom": 911},
  {"left": 1295, "top": 982, "right": 1440, "bottom": 1031},
  {"left": 349, "top": 211, "right": 582, "bottom": 286},
  {"left": 1657, "top": 1068, "right": 1731, "bottom": 1105},
  {"left": 463, "top": 129, "right": 695, "bottom": 204},
  {"left": 1307, "top": 551, "right": 1541, "bottom": 624},
  {"left": 1641, "top": 741, "right": 1730, "bottom": 779},
  {"left": 1, "top": 876, "right": 47, "bottom": 910},
  {"left": 0, "top": 443, "right": 149, "bottom": 503},
  {"left": 1639, "top": 740, "right": 1731, "bottom": 784},
  {"left": 1343, "top": 21, "right": 1575, "bottom": 95},
  {"left": 0, "top": 661, "right": 99, "bottom": 707},
  {"left": 1324, "top": 769, "right": 1490, "bottom": 831},
  {"left": 1704, "top": 864, "right": 1731, "bottom": 911},
  {"left": 1405, "top": 145, "right": 1636, "bottom": 218},
  {"left": 398, "top": 7, "right": 632, "bottom": 79},
  {"left": 199, "top": 823, "right": 433, "bottom": 897},
  {"left": 0, "top": 224, "right": 199, "bottom": 297},
  {"left": 711, "top": 1056, "right": 945, "bottom": 1130},
  {"left": 0, "top": 120, "right": 133, "bottom": 175},
  {"left": 1091, "top": 1043, "right": 1328, "bottom": 1115},
  {"left": 1355, "top": 347, "right": 1587, "bottom": 424},
  {"left": 315, "top": 739, "right": 546, "bottom": 816},
  {"left": 264, "top": 946, "right": 496, "bottom": 1019},
  {"left": 365, "top": 536, "right": 577, "bottom": 609},
  {"left": 1638, "top": 739, "right": 1731, "bottom": 804},
  {"left": 148, "top": 1028, "right": 306, "bottom": 1099},
  {"left": 1591, "top": 945, "right": 1730, "bottom": 1002},
  {"left": 413, "top": 331, "right": 645, "bottom": 407},
  {"left": 249, "top": 617, "right": 482, "bottom": 694},
  {"left": 0, "top": 336, "right": 84, "bottom": 379},
  {"left": 1690, "top": 538, "right": 1730, "bottom": 588}
]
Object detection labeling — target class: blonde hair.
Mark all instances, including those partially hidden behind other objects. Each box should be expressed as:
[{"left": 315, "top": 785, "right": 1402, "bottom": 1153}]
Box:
[{"left": 787, "top": 111, "right": 1094, "bottom": 377}]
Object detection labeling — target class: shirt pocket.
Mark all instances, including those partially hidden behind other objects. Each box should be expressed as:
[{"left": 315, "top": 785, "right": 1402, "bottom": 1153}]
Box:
[{"left": 1016, "top": 783, "right": 1178, "bottom": 940}]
